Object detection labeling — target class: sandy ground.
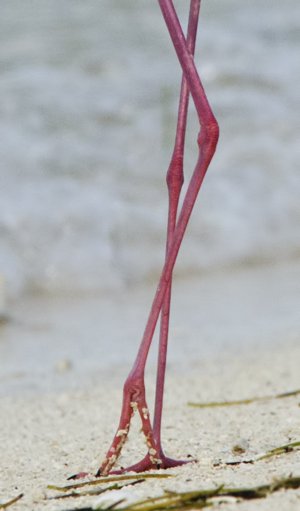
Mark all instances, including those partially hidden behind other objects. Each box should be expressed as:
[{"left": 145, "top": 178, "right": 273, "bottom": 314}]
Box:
[
  {"left": 1, "top": 342, "right": 300, "bottom": 510},
  {"left": 1, "top": 261, "right": 300, "bottom": 510}
]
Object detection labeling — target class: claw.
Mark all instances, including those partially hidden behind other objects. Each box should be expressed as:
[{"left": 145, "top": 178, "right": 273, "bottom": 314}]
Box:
[{"left": 67, "top": 471, "right": 91, "bottom": 480}]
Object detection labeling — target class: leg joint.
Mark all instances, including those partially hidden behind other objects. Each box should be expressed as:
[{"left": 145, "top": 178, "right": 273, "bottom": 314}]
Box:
[
  {"left": 197, "top": 120, "right": 219, "bottom": 155},
  {"left": 166, "top": 154, "right": 184, "bottom": 192},
  {"left": 123, "top": 374, "right": 145, "bottom": 402}
]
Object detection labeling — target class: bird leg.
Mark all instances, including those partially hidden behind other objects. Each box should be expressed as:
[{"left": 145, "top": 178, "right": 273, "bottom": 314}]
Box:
[
  {"left": 98, "top": 0, "right": 219, "bottom": 475},
  {"left": 120, "top": 0, "right": 203, "bottom": 474},
  {"left": 72, "top": 0, "right": 219, "bottom": 478},
  {"left": 96, "top": 0, "right": 206, "bottom": 477},
  {"left": 153, "top": 0, "right": 201, "bottom": 466}
]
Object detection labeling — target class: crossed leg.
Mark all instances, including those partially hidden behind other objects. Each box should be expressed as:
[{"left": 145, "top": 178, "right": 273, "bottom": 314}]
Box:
[
  {"left": 122, "top": 0, "right": 202, "bottom": 474},
  {"left": 72, "top": 0, "right": 219, "bottom": 478}
]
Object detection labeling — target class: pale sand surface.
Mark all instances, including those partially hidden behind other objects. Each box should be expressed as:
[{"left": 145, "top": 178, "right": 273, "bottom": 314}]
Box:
[
  {"left": 1, "top": 343, "right": 300, "bottom": 510},
  {"left": 1, "top": 261, "right": 300, "bottom": 509}
]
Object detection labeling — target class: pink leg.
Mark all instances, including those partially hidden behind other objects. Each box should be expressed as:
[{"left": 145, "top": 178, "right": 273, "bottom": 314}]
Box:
[
  {"left": 73, "top": 0, "right": 219, "bottom": 478},
  {"left": 124, "top": 1, "right": 202, "bottom": 474},
  {"left": 153, "top": 0, "right": 201, "bottom": 465},
  {"left": 96, "top": 0, "right": 218, "bottom": 475},
  {"left": 102, "top": 2, "right": 202, "bottom": 476},
  {"left": 97, "top": 0, "right": 218, "bottom": 476}
]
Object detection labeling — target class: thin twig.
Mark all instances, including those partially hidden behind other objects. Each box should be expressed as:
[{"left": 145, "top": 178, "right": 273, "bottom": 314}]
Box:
[
  {"left": 48, "top": 480, "right": 145, "bottom": 501},
  {"left": 188, "top": 388, "right": 300, "bottom": 408},
  {"left": 0, "top": 494, "right": 23, "bottom": 509},
  {"left": 222, "top": 440, "right": 300, "bottom": 466},
  {"left": 48, "top": 473, "right": 172, "bottom": 492},
  {"left": 256, "top": 441, "right": 300, "bottom": 461}
]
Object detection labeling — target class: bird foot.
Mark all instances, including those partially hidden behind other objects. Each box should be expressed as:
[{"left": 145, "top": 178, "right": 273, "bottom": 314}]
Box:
[
  {"left": 68, "top": 455, "right": 194, "bottom": 480},
  {"left": 105, "top": 453, "right": 195, "bottom": 475},
  {"left": 69, "top": 374, "right": 195, "bottom": 480}
]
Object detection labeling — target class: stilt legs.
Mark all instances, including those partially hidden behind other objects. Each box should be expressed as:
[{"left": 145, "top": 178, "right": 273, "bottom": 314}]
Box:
[
  {"left": 73, "top": 0, "right": 219, "bottom": 478},
  {"left": 153, "top": 0, "right": 201, "bottom": 464}
]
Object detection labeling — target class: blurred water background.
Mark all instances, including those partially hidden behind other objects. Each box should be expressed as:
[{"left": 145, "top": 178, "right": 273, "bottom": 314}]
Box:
[
  {"left": 0, "top": 1, "right": 299, "bottom": 394},
  {"left": 1, "top": 0, "right": 299, "bottom": 298}
]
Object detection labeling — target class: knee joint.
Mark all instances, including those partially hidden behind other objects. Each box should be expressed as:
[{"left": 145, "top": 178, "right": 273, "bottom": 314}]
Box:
[
  {"left": 197, "top": 120, "right": 219, "bottom": 154},
  {"left": 123, "top": 375, "right": 144, "bottom": 401},
  {"left": 166, "top": 155, "right": 184, "bottom": 191}
]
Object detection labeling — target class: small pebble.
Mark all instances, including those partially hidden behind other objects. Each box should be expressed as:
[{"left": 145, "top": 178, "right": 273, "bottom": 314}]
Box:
[{"left": 232, "top": 439, "right": 249, "bottom": 455}]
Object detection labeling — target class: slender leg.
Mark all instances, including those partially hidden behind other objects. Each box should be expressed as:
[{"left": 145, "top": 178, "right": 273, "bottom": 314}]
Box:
[
  {"left": 72, "top": 0, "right": 219, "bottom": 478},
  {"left": 137, "top": 0, "right": 219, "bottom": 398},
  {"left": 153, "top": 0, "right": 201, "bottom": 461},
  {"left": 102, "top": 1, "right": 202, "bottom": 475},
  {"left": 118, "top": 1, "right": 202, "bottom": 474},
  {"left": 97, "top": 0, "right": 218, "bottom": 475}
]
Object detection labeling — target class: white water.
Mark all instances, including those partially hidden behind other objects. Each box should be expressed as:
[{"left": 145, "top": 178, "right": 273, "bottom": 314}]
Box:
[{"left": 0, "top": 0, "right": 299, "bottom": 298}]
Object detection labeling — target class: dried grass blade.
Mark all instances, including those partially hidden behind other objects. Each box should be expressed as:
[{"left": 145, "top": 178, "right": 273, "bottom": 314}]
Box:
[
  {"left": 188, "top": 388, "right": 300, "bottom": 408},
  {"left": 0, "top": 494, "right": 23, "bottom": 509},
  {"left": 48, "top": 473, "right": 171, "bottom": 492}
]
